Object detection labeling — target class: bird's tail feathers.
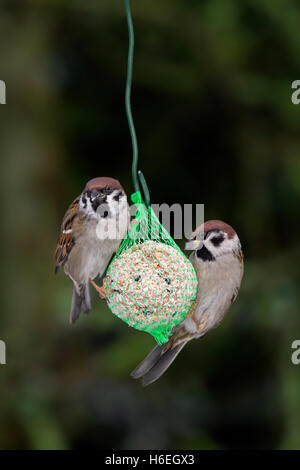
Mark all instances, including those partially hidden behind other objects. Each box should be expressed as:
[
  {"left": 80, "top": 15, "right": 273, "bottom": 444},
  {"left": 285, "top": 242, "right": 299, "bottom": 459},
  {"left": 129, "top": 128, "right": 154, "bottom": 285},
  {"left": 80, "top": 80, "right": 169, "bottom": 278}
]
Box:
[
  {"left": 131, "top": 344, "right": 164, "bottom": 379},
  {"left": 81, "top": 283, "right": 91, "bottom": 314},
  {"left": 70, "top": 283, "right": 91, "bottom": 324},
  {"left": 131, "top": 341, "right": 187, "bottom": 386}
]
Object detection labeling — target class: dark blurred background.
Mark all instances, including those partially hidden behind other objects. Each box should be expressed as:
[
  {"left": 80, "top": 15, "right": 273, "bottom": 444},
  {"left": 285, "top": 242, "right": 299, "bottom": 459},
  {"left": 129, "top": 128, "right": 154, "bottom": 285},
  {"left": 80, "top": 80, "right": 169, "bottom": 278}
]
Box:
[{"left": 1, "top": 0, "right": 300, "bottom": 450}]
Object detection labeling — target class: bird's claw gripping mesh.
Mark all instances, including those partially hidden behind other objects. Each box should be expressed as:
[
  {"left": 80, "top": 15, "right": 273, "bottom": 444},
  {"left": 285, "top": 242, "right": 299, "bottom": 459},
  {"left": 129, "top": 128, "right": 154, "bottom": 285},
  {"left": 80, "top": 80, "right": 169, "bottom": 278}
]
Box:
[{"left": 105, "top": 192, "right": 198, "bottom": 344}]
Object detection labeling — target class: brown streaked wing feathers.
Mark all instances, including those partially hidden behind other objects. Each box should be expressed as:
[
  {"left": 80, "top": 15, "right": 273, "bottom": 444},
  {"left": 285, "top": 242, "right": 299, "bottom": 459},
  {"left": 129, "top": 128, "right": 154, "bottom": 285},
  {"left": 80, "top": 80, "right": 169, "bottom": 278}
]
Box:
[
  {"left": 162, "top": 300, "right": 209, "bottom": 352},
  {"left": 54, "top": 197, "right": 80, "bottom": 273}
]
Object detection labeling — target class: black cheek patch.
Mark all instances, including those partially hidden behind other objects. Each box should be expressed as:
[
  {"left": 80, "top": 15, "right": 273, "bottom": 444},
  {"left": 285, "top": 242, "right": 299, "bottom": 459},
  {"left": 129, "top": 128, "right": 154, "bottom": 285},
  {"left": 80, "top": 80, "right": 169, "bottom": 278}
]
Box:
[
  {"left": 113, "top": 191, "right": 123, "bottom": 202},
  {"left": 196, "top": 246, "right": 215, "bottom": 262},
  {"left": 211, "top": 235, "right": 225, "bottom": 247}
]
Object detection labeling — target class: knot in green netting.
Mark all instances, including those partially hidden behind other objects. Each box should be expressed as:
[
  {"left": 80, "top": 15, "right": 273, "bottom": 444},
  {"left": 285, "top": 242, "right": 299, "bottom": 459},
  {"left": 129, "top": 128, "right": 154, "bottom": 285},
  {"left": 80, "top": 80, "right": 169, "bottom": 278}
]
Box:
[{"left": 105, "top": 192, "right": 198, "bottom": 344}]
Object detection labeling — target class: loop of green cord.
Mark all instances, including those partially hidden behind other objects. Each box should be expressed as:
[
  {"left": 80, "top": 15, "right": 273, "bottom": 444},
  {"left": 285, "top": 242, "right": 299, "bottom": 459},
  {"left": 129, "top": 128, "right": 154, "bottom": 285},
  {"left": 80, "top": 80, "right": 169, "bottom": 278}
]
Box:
[{"left": 124, "top": 0, "right": 150, "bottom": 207}]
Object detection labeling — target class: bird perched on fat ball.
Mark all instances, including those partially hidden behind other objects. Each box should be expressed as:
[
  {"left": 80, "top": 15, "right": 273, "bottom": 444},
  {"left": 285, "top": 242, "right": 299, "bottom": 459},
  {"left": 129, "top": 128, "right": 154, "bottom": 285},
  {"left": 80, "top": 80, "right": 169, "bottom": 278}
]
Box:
[
  {"left": 55, "top": 177, "right": 129, "bottom": 324},
  {"left": 131, "top": 220, "right": 244, "bottom": 386}
]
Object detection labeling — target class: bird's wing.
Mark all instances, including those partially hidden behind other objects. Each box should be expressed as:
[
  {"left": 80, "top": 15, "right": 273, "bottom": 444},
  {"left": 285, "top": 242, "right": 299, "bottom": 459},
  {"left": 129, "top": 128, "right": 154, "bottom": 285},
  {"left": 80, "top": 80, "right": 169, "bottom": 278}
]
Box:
[
  {"left": 231, "top": 247, "right": 244, "bottom": 304},
  {"left": 235, "top": 248, "right": 244, "bottom": 266},
  {"left": 54, "top": 196, "right": 80, "bottom": 273}
]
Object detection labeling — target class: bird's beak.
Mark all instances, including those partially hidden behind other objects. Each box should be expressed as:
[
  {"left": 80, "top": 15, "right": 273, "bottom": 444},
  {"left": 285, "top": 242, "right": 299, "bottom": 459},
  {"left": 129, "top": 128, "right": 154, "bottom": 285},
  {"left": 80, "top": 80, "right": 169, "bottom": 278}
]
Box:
[{"left": 185, "top": 239, "right": 203, "bottom": 251}]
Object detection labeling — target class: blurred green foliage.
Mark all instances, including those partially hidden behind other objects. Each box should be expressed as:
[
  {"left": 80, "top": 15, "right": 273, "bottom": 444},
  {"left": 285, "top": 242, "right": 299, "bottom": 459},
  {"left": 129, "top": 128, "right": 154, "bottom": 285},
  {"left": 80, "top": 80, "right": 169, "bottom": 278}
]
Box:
[{"left": 0, "top": 0, "right": 300, "bottom": 450}]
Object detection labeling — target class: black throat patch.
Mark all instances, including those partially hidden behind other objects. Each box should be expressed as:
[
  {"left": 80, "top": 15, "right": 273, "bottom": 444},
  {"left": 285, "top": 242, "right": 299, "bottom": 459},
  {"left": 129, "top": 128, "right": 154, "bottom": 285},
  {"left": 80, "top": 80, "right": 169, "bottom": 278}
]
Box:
[{"left": 196, "top": 245, "right": 215, "bottom": 262}]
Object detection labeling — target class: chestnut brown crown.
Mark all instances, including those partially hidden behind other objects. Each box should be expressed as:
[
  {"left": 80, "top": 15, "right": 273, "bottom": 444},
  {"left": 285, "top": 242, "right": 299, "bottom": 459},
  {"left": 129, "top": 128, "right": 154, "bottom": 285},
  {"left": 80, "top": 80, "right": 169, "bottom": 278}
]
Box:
[
  {"left": 193, "top": 220, "right": 236, "bottom": 240},
  {"left": 83, "top": 177, "right": 124, "bottom": 193}
]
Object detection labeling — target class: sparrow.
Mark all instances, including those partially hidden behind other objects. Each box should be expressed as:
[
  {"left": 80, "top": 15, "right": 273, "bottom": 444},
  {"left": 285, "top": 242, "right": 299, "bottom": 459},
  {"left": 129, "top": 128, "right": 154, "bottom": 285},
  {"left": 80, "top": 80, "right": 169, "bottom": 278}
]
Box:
[
  {"left": 131, "top": 220, "right": 244, "bottom": 386},
  {"left": 55, "top": 177, "right": 129, "bottom": 324}
]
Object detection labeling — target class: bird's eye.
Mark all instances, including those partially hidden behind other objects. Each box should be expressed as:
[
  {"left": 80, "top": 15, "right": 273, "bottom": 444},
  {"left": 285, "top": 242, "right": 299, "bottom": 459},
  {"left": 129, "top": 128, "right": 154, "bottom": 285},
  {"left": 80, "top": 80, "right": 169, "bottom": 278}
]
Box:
[{"left": 211, "top": 235, "right": 225, "bottom": 247}]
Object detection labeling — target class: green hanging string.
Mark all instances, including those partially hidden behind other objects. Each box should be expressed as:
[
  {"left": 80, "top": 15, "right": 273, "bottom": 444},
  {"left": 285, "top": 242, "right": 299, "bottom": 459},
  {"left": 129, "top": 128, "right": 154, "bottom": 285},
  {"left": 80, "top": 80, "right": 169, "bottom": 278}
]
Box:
[
  {"left": 124, "top": 0, "right": 150, "bottom": 207},
  {"left": 104, "top": 1, "right": 199, "bottom": 345}
]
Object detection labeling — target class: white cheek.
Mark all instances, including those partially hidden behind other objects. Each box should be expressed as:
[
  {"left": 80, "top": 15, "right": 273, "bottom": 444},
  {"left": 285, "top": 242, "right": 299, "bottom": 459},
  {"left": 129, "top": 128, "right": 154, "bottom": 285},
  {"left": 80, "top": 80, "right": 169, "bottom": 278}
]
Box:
[
  {"left": 209, "top": 234, "right": 240, "bottom": 257},
  {"left": 107, "top": 194, "right": 128, "bottom": 218},
  {"left": 79, "top": 196, "right": 96, "bottom": 218},
  {"left": 95, "top": 195, "right": 129, "bottom": 240}
]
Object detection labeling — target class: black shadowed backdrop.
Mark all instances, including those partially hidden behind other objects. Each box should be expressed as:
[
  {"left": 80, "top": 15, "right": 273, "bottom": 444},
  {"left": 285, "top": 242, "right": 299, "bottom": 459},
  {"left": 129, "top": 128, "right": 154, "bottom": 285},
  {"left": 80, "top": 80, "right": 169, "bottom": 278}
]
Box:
[{"left": 0, "top": 0, "right": 300, "bottom": 450}]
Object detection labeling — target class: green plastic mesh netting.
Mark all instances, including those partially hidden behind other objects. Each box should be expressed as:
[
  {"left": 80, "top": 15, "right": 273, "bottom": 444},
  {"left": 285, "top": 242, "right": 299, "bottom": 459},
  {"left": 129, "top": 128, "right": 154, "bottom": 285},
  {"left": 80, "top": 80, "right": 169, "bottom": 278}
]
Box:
[
  {"left": 105, "top": 191, "right": 198, "bottom": 344},
  {"left": 104, "top": 0, "right": 198, "bottom": 344}
]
